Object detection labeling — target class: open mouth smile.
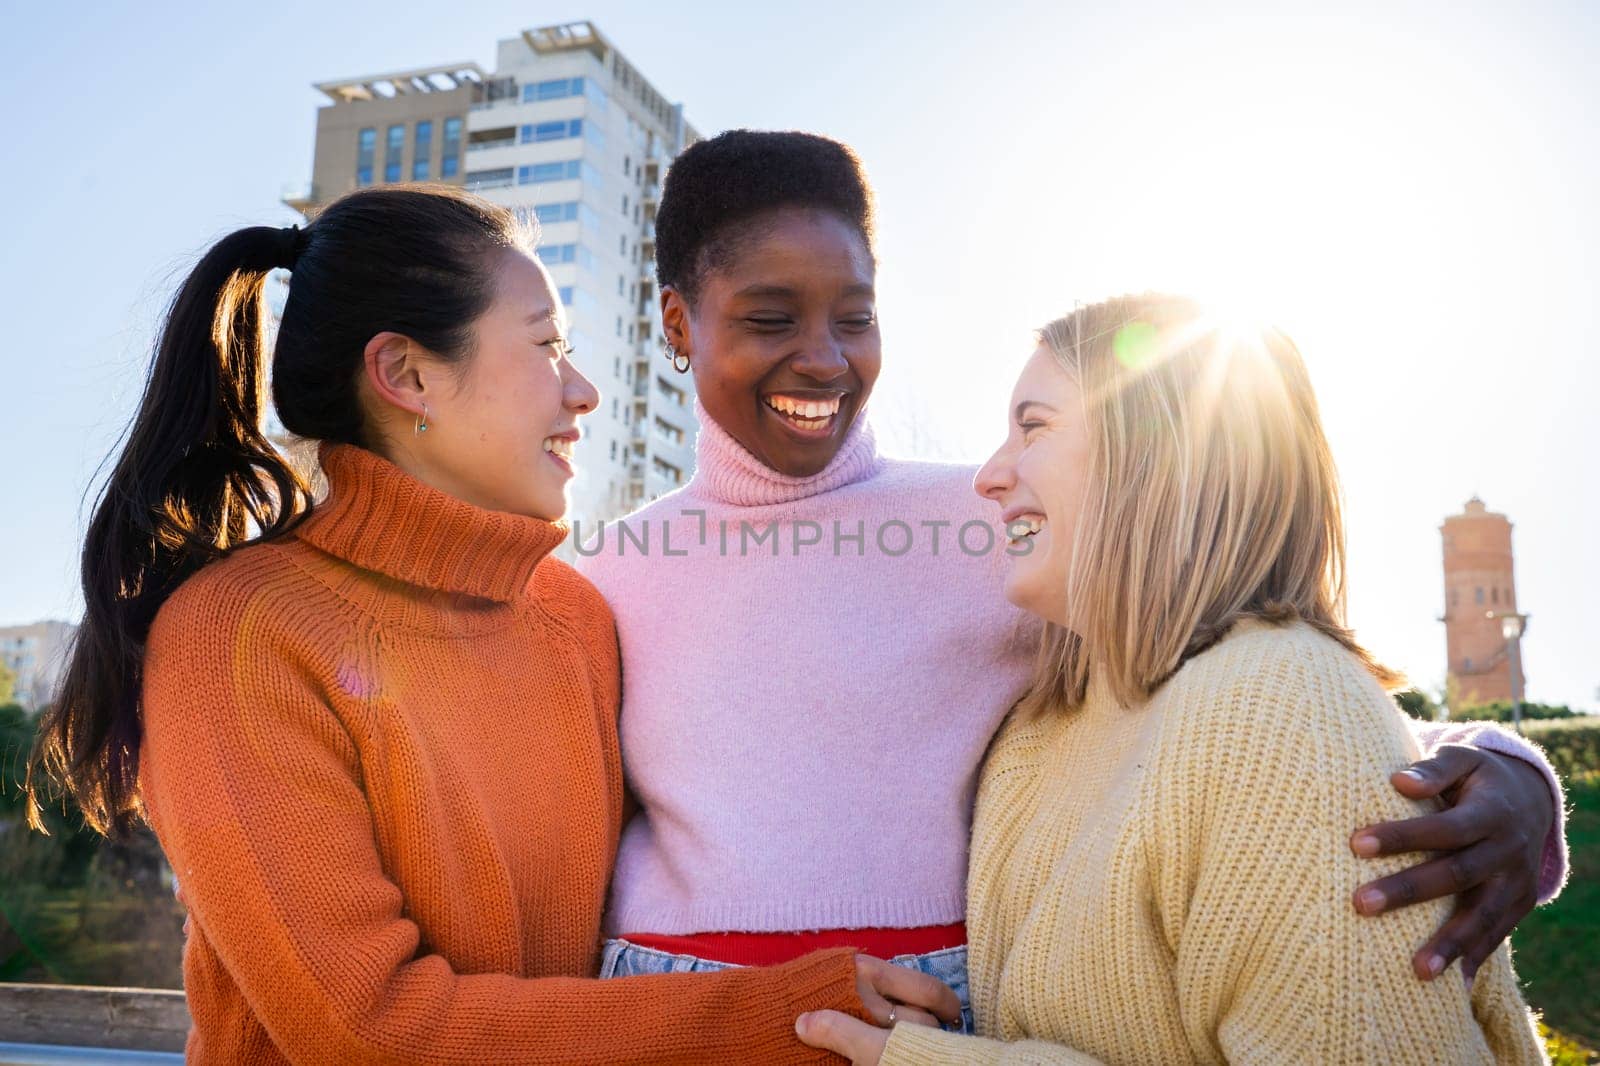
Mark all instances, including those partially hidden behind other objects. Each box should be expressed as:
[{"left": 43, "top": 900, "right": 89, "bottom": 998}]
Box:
[
  {"left": 762, "top": 392, "right": 845, "bottom": 439},
  {"left": 1003, "top": 513, "right": 1048, "bottom": 548}
]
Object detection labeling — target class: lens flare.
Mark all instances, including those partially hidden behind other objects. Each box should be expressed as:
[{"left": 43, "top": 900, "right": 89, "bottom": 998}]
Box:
[{"left": 1113, "top": 321, "right": 1160, "bottom": 371}]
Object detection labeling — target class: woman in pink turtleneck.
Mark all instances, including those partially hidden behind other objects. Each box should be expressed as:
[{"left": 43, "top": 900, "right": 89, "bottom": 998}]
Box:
[{"left": 577, "top": 131, "right": 1567, "bottom": 1035}]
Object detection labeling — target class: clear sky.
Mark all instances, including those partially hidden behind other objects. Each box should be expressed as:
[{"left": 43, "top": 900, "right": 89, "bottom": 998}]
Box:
[{"left": 2, "top": 1, "right": 1595, "bottom": 708}]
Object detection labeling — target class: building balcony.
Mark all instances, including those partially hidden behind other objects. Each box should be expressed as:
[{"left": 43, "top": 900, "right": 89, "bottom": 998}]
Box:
[
  {"left": 281, "top": 181, "right": 319, "bottom": 217},
  {"left": 466, "top": 128, "right": 517, "bottom": 152},
  {"left": 464, "top": 168, "right": 515, "bottom": 190}
]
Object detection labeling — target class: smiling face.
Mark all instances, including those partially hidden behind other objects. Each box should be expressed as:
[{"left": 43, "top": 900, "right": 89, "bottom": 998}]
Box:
[
  {"left": 369, "top": 248, "right": 600, "bottom": 521},
  {"left": 664, "top": 207, "right": 880, "bottom": 477},
  {"left": 975, "top": 344, "right": 1092, "bottom": 628}
]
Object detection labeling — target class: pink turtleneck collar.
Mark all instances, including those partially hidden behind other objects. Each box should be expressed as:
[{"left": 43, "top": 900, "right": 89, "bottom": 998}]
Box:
[{"left": 685, "top": 398, "right": 888, "bottom": 507}]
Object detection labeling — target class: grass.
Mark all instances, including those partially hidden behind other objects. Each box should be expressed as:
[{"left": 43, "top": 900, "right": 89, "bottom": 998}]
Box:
[{"left": 1516, "top": 774, "right": 1600, "bottom": 1057}]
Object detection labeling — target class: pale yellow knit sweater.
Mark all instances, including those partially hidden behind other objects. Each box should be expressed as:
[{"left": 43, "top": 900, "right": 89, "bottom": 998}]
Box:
[{"left": 883, "top": 620, "right": 1545, "bottom": 1065}]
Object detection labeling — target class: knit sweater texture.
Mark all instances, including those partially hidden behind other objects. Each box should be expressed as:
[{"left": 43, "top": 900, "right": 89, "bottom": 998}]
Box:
[
  {"left": 578, "top": 405, "right": 1566, "bottom": 938},
  {"left": 138, "top": 443, "right": 863, "bottom": 1065},
  {"left": 881, "top": 620, "right": 1547, "bottom": 1065},
  {"left": 578, "top": 401, "right": 1040, "bottom": 934}
]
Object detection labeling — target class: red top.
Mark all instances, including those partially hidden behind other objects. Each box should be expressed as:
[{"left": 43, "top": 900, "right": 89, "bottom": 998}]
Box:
[{"left": 623, "top": 923, "right": 968, "bottom": 967}]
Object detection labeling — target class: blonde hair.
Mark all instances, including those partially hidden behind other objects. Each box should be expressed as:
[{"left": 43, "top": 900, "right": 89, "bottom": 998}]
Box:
[{"left": 1020, "top": 293, "right": 1400, "bottom": 716}]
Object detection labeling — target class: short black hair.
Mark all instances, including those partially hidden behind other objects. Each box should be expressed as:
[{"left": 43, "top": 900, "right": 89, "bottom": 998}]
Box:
[{"left": 654, "top": 129, "right": 876, "bottom": 304}]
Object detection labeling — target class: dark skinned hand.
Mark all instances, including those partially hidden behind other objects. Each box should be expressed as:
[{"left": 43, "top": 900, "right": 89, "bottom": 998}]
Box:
[{"left": 1349, "top": 743, "right": 1554, "bottom": 982}]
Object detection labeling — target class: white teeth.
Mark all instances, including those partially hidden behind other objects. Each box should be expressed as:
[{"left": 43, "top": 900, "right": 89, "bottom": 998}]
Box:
[
  {"left": 765, "top": 394, "right": 842, "bottom": 421},
  {"left": 1008, "top": 515, "right": 1047, "bottom": 541},
  {"left": 543, "top": 437, "right": 574, "bottom": 461}
]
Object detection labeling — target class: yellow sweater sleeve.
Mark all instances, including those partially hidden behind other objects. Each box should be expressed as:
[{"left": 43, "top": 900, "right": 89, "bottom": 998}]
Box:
[
  {"left": 882, "top": 1024, "right": 1107, "bottom": 1064},
  {"left": 1147, "top": 630, "right": 1543, "bottom": 1065}
]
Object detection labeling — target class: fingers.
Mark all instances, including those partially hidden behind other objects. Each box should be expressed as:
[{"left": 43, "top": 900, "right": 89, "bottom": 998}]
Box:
[
  {"left": 795, "top": 1009, "right": 879, "bottom": 1059},
  {"left": 1352, "top": 838, "right": 1513, "bottom": 915},
  {"left": 1408, "top": 877, "right": 1532, "bottom": 981},
  {"left": 1460, "top": 885, "right": 1536, "bottom": 983},
  {"left": 888, "top": 1005, "right": 942, "bottom": 1029},
  {"left": 860, "top": 956, "right": 962, "bottom": 1024},
  {"left": 1389, "top": 744, "right": 1484, "bottom": 801},
  {"left": 1349, "top": 804, "right": 1489, "bottom": 859}
]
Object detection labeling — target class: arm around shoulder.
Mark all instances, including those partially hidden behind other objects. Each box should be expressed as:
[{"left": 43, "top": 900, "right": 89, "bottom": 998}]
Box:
[{"left": 1150, "top": 628, "right": 1545, "bottom": 1064}]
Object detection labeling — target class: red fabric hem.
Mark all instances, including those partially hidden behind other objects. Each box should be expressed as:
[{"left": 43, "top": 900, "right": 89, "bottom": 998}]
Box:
[{"left": 620, "top": 923, "right": 967, "bottom": 967}]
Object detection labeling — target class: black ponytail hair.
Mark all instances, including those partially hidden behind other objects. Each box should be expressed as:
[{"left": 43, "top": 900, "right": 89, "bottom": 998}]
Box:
[{"left": 28, "top": 184, "right": 528, "bottom": 837}]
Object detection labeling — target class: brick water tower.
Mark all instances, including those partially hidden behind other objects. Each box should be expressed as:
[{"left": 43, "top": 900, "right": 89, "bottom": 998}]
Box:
[{"left": 1440, "top": 497, "right": 1522, "bottom": 708}]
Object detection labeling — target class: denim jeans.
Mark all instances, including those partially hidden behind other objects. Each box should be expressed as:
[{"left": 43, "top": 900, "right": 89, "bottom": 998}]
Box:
[{"left": 598, "top": 938, "right": 974, "bottom": 1034}]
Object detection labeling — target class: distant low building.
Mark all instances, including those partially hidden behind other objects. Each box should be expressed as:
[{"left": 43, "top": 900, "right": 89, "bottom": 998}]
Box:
[
  {"left": 1440, "top": 497, "right": 1521, "bottom": 707},
  {"left": 0, "top": 620, "right": 76, "bottom": 711}
]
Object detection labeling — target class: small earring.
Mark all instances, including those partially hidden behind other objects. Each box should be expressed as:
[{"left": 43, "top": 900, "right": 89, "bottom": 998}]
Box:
[
  {"left": 415, "top": 403, "right": 429, "bottom": 436},
  {"left": 666, "top": 344, "right": 690, "bottom": 374}
]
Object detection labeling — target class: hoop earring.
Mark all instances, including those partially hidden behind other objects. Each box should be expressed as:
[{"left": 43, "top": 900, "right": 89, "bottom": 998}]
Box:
[
  {"left": 414, "top": 403, "right": 429, "bottom": 436},
  {"left": 667, "top": 344, "right": 690, "bottom": 374}
]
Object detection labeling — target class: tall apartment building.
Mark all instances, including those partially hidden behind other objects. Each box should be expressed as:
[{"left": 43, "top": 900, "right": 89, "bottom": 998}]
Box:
[
  {"left": 1440, "top": 497, "right": 1523, "bottom": 707},
  {"left": 0, "top": 620, "right": 76, "bottom": 711},
  {"left": 284, "top": 22, "right": 700, "bottom": 534}
]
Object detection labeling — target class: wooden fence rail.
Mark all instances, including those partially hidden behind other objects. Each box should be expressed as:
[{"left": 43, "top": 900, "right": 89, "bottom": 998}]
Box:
[{"left": 0, "top": 984, "right": 187, "bottom": 1061}]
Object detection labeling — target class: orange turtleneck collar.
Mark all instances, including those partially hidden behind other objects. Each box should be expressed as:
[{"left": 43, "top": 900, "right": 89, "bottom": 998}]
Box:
[{"left": 291, "top": 443, "right": 569, "bottom": 603}]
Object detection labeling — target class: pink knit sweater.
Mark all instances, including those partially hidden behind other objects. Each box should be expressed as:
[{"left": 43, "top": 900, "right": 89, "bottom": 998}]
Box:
[{"left": 577, "top": 404, "right": 1567, "bottom": 935}]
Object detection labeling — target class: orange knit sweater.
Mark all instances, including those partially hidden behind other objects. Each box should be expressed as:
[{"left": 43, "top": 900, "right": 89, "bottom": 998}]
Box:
[{"left": 138, "top": 443, "right": 863, "bottom": 1064}]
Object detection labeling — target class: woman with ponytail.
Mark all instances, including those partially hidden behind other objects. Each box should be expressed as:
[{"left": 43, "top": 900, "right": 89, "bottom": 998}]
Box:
[{"left": 27, "top": 185, "right": 953, "bottom": 1064}]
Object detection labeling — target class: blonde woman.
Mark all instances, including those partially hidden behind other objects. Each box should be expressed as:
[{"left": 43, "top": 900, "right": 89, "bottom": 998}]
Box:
[{"left": 799, "top": 294, "right": 1547, "bottom": 1063}]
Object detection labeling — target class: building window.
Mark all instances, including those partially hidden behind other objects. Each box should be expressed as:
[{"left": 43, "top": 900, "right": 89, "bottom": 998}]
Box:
[
  {"left": 534, "top": 201, "right": 580, "bottom": 224},
  {"left": 652, "top": 457, "right": 683, "bottom": 484},
  {"left": 538, "top": 243, "right": 593, "bottom": 270},
  {"left": 356, "top": 127, "right": 376, "bottom": 186},
  {"left": 1463, "top": 657, "right": 1473, "bottom": 672},
  {"left": 558, "top": 286, "right": 574, "bottom": 305},
  {"left": 442, "top": 117, "right": 463, "bottom": 178},
  {"left": 657, "top": 376, "right": 687, "bottom": 407},
  {"left": 522, "top": 76, "right": 585, "bottom": 103},
  {"left": 1492, "top": 587, "right": 1499, "bottom": 604},
  {"left": 1475, "top": 587, "right": 1484, "bottom": 604},
  {"left": 464, "top": 167, "right": 515, "bottom": 190},
  {"left": 518, "top": 160, "right": 582, "bottom": 185},
  {"left": 654, "top": 416, "right": 685, "bottom": 446},
  {"left": 384, "top": 124, "right": 404, "bottom": 183},
  {"left": 413, "top": 121, "right": 432, "bottom": 180},
  {"left": 521, "top": 119, "right": 583, "bottom": 144},
  {"left": 611, "top": 440, "right": 618, "bottom": 460}
]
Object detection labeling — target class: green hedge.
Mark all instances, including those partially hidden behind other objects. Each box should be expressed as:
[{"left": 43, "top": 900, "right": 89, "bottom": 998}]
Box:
[{"left": 1525, "top": 718, "right": 1600, "bottom": 783}]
